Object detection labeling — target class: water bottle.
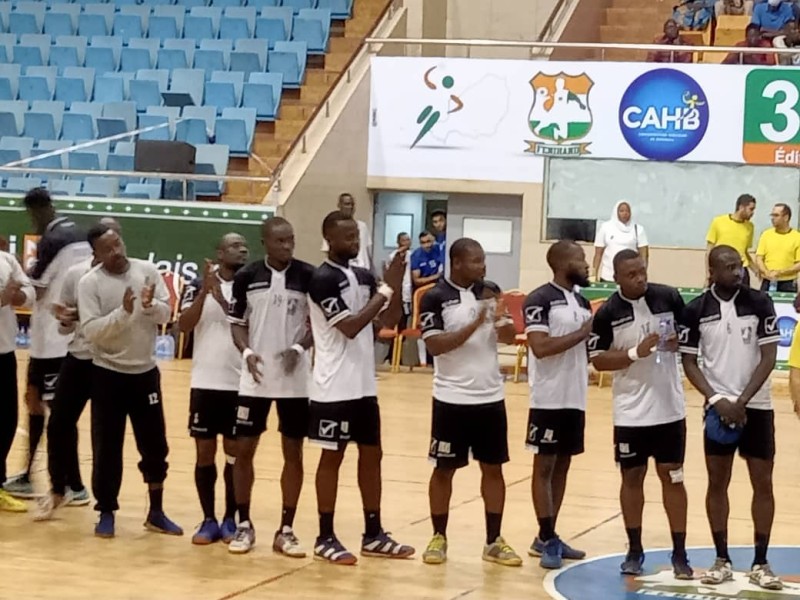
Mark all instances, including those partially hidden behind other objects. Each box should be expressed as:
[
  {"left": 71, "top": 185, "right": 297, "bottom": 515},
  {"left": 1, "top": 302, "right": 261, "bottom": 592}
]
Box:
[
  {"left": 18, "top": 326, "right": 29, "bottom": 349},
  {"left": 655, "top": 317, "right": 672, "bottom": 365},
  {"left": 768, "top": 280, "right": 778, "bottom": 293},
  {"left": 15, "top": 325, "right": 23, "bottom": 348},
  {"left": 155, "top": 334, "right": 175, "bottom": 361}
]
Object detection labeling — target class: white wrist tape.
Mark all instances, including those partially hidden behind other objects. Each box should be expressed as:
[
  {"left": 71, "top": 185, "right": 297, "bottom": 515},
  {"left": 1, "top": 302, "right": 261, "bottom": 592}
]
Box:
[
  {"left": 627, "top": 347, "right": 640, "bottom": 362},
  {"left": 291, "top": 343, "right": 304, "bottom": 354},
  {"left": 242, "top": 348, "right": 254, "bottom": 360},
  {"left": 708, "top": 393, "right": 726, "bottom": 406},
  {"left": 377, "top": 283, "right": 394, "bottom": 302}
]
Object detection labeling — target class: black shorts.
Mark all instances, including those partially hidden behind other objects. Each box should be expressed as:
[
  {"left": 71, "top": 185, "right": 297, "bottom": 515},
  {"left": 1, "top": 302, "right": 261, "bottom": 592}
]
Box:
[
  {"left": 614, "top": 418, "right": 686, "bottom": 469},
  {"left": 429, "top": 398, "right": 509, "bottom": 469},
  {"left": 236, "top": 396, "right": 309, "bottom": 440},
  {"left": 308, "top": 397, "right": 380, "bottom": 450},
  {"left": 704, "top": 408, "right": 775, "bottom": 461},
  {"left": 526, "top": 408, "right": 585, "bottom": 456},
  {"left": 189, "top": 389, "right": 238, "bottom": 439},
  {"left": 27, "top": 356, "right": 64, "bottom": 402}
]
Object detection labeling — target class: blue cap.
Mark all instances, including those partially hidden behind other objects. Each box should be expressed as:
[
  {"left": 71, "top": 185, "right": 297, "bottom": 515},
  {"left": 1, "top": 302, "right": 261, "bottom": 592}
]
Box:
[{"left": 704, "top": 406, "right": 743, "bottom": 445}]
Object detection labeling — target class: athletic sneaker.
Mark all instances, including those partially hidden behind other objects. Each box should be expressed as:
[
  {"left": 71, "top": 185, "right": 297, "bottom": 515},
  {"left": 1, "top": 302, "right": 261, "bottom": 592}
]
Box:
[
  {"left": 539, "top": 538, "right": 563, "bottom": 570},
  {"left": 192, "top": 518, "right": 221, "bottom": 545},
  {"left": 749, "top": 564, "right": 783, "bottom": 590},
  {"left": 95, "top": 512, "right": 115, "bottom": 538},
  {"left": 228, "top": 521, "right": 256, "bottom": 554},
  {"left": 671, "top": 552, "right": 693, "bottom": 580},
  {"left": 314, "top": 535, "right": 357, "bottom": 565},
  {"left": 273, "top": 526, "right": 306, "bottom": 558},
  {"left": 482, "top": 536, "right": 523, "bottom": 567},
  {"left": 620, "top": 551, "right": 645, "bottom": 576},
  {"left": 65, "top": 487, "right": 90, "bottom": 507},
  {"left": 529, "top": 536, "right": 586, "bottom": 560},
  {"left": 361, "top": 531, "right": 415, "bottom": 559},
  {"left": 0, "top": 488, "right": 27, "bottom": 512},
  {"left": 144, "top": 511, "right": 184, "bottom": 535},
  {"left": 422, "top": 533, "right": 447, "bottom": 564},
  {"left": 701, "top": 558, "right": 733, "bottom": 585},
  {"left": 3, "top": 474, "right": 35, "bottom": 499},
  {"left": 220, "top": 517, "right": 237, "bottom": 544}
]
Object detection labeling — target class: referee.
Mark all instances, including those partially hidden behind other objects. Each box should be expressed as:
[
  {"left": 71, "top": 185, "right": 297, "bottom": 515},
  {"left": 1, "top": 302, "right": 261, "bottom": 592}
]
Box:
[
  {"left": 680, "top": 245, "right": 783, "bottom": 591},
  {"left": 78, "top": 224, "right": 182, "bottom": 538}
]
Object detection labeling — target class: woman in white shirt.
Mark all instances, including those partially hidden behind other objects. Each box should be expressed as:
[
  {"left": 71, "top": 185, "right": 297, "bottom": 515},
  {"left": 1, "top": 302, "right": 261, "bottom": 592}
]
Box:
[{"left": 592, "top": 200, "right": 649, "bottom": 282}]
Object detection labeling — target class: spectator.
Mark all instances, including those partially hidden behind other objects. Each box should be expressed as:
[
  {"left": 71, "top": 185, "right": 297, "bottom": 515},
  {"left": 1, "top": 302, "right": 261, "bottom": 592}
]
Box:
[
  {"left": 716, "top": 0, "right": 749, "bottom": 15},
  {"left": 773, "top": 20, "right": 800, "bottom": 63},
  {"left": 592, "top": 201, "right": 649, "bottom": 283},
  {"left": 755, "top": 203, "right": 800, "bottom": 292},
  {"left": 320, "top": 192, "right": 372, "bottom": 270},
  {"left": 647, "top": 19, "right": 695, "bottom": 62},
  {"left": 706, "top": 193, "right": 757, "bottom": 287},
  {"left": 752, "top": 0, "right": 796, "bottom": 37},
  {"left": 384, "top": 232, "right": 412, "bottom": 318},
  {"left": 431, "top": 210, "right": 447, "bottom": 266},
  {"left": 0, "top": 235, "right": 7, "bottom": 253},
  {"left": 673, "top": 0, "right": 715, "bottom": 30},
  {"left": 410, "top": 231, "right": 442, "bottom": 290},
  {"left": 723, "top": 23, "right": 777, "bottom": 63}
]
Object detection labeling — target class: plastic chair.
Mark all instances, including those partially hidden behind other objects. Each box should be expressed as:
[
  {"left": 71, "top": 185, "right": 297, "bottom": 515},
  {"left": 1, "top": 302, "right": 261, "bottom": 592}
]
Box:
[
  {"left": 182, "top": 105, "right": 216, "bottom": 135},
  {"left": 156, "top": 48, "right": 188, "bottom": 71},
  {"left": 242, "top": 80, "right": 281, "bottom": 120},
  {"left": 106, "top": 153, "right": 138, "bottom": 187},
  {"left": 219, "top": 16, "right": 249, "bottom": 40},
  {"left": 224, "top": 7, "right": 256, "bottom": 34},
  {"left": 0, "top": 100, "right": 27, "bottom": 133},
  {"left": 61, "top": 112, "right": 95, "bottom": 141},
  {"left": 248, "top": 0, "right": 280, "bottom": 8},
  {"left": 120, "top": 5, "right": 151, "bottom": 32},
  {"left": 44, "top": 12, "right": 74, "bottom": 37},
  {"left": 50, "top": 5, "right": 81, "bottom": 31},
  {"left": 0, "top": 111, "right": 19, "bottom": 136},
  {"left": 148, "top": 15, "right": 180, "bottom": 40},
  {"left": 138, "top": 114, "right": 171, "bottom": 140},
  {"left": 121, "top": 48, "right": 153, "bottom": 72},
  {"left": 80, "top": 176, "right": 119, "bottom": 197},
  {"left": 0, "top": 64, "right": 21, "bottom": 98},
  {"left": 63, "top": 66, "right": 95, "bottom": 99},
  {"left": 182, "top": 15, "right": 215, "bottom": 46},
  {"left": 90, "top": 36, "right": 123, "bottom": 66},
  {"left": 9, "top": 13, "right": 40, "bottom": 37},
  {"left": 49, "top": 47, "right": 80, "bottom": 73},
  {"left": 393, "top": 283, "right": 435, "bottom": 372},
  {"left": 317, "top": 0, "right": 352, "bottom": 20},
  {"left": 49, "top": 178, "right": 81, "bottom": 196},
  {"left": 218, "top": 106, "right": 254, "bottom": 155},
  {"left": 56, "top": 35, "right": 88, "bottom": 65},
  {"left": 229, "top": 52, "right": 262, "bottom": 79},
  {"left": 77, "top": 13, "right": 108, "bottom": 38},
  {"left": 282, "top": 0, "right": 317, "bottom": 15},
  {"left": 194, "top": 49, "right": 226, "bottom": 79},
  {"left": 235, "top": 38, "right": 268, "bottom": 70},
  {"left": 113, "top": 14, "right": 144, "bottom": 44},
  {"left": 175, "top": 117, "right": 208, "bottom": 144},
  {"left": 128, "top": 38, "right": 161, "bottom": 66},
  {"left": 5, "top": 176, "right": 42, "bottom": 192},
  {"left": 211, "top": 70, "right": 243, "bottom": 104},
  {"left": 84, "top": 47, "right": 117, "bottom": 76},
  {"left": 153, "top": 6, "right": 186, "bottom": 32},
  {"left": 269, "top": 40, "right": 306, "bottom": 88},
  {"left": 13, "top": 46, "right": 44, "bottom": 69},
  {"left": 24, "top": 112, "right": 58, "bottom": 141},
  {"left": 130, "top": 79, "right": 162, "bottom": 113},
  {"left": 83, "top": 4, "right": 115, "bottom": 32},
  {"left": 293, "top": 8, "right": 330, "bottom": 54},
  {"left": 0, "top": 136, "right": 34, "bottom": 158},
  {"left": 124, "top": 181, "right": 161, "bottom": 199},
  {"left": 55, "top": 76, "right": 86, "bottom": 107},
  {"left": 103, "top": 101, "right": 137, "bottom": 132},
  {"left": 19, "top": 76, "right": 53, "bottom": 102},
  {"left": 189, "top": 6, "right": 222, "bottom": 34},
  {"left": 163, "top": 38, "right": 195, "bottom": 68},
  {"left": 94, "top": 75, "right": 125, "bottom": 103},
  {"left": 257, "top": 7, "right": 293, "bottom": 45},
  {"left": 0, "top": 78, "right": 13, "bottom": 101},
  {"left": 169, "top": 68, "right": 204, "bottom": 106}
]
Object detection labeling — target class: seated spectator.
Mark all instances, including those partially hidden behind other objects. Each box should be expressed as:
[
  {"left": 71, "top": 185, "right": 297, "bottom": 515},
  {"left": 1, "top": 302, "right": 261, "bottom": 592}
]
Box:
[
  {"left": 773, "top": 20, "right": 800, "bottom": 63},
  {"left": 647, "top": 19, "right": 694, "bottom": 62},
  {"left": 723, "top": 22, "right": 778, "bottom": 62},
  {"left": 716, "top": 0, "right": 749, "bottom": 15},
  {"left": 752, "top": 0, "right": 796, "bottom": 37},
  {"left": 673, "top": 0, "right": 715, "bottom": 30}
]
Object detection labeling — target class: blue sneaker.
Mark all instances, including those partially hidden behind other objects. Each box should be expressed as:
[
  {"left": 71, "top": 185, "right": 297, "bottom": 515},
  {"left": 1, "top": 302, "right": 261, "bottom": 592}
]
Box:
[
  {"left": 95, "top": 512, "right": 115, "bottom": 538},
  {"left": 144, "top": 511, "right": 184, "bottom": 536},
  {"left": 220, "top": 517, "right": 237, "bottom": 544},
  {"left": 620, "top": 551, "right": 645, "bottom": 576},
  {"left": 529, "top": 536, "right": 586, "bottom": 560},
  {"left": 539, "top": 537, "right": 563, "bottom": 570},
  {"left": 192, "top": 518, "right": 221, "bottom": 545},
  {"left": 3, "top": 474, "right": 35, "bottom": 499}
]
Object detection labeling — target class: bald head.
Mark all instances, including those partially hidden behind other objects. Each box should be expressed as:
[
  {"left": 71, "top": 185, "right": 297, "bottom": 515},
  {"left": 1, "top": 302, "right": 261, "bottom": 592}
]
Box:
[
  {"left": 708, "top": 244, "right": 743, "bottom": 290},
  {"left": 99, "top": 216, "right": 121, "bottom": 235},
  {"left": 546, "top": 240, "right": 579, "bottom": 271},
  {"left": 547, "top": 240, "right": 590, "bottom": 287}
]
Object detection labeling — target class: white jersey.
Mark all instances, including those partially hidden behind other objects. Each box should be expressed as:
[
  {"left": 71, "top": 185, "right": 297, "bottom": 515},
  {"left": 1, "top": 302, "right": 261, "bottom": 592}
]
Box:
[
  {"left": 524, "top": 282, "right": 592, "bottom": 411},
  {"left": 589, "top": 283, "right": 686, "bottom": 427},
  {"left": 0, "top": 251, "right": 34, "bottom": 355},
  {"left": 679, "top": 286, "right": 778, "bottom": 410},
  {"left": 60, "top": 258, "right": 94, "bottom": 360},
  {"left": 228, "top": 258, "right": 314, "bottom": 399},
  {"left": 307, "top": 260, "right": 378, "bottom": 403},
  {"left": 181, "top": 273, "right": 240, "bottom": 391}
]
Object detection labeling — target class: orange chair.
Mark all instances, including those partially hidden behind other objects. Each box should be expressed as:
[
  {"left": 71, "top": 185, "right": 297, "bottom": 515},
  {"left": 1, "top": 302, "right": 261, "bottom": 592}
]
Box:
[
  {"left": 393, "top": 283, "right": 435, "bottom": 373},
  {"left": 378, "top": 324, "right": 400, "bottom": 373},
  {"left": 590, "top": 298, "right": 608, "bottom": 387},
  {"left": 501, "top": 289, "right": 528, "bottom": 383},
  {"left": 159, "top": 270, "right": 185, "bottom": 358}
]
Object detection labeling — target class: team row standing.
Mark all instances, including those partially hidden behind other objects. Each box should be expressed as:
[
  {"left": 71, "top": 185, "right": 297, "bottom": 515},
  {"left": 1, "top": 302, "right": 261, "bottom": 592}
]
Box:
[{"left": 525, "top": 241, "right": 783, "bottom": 590}]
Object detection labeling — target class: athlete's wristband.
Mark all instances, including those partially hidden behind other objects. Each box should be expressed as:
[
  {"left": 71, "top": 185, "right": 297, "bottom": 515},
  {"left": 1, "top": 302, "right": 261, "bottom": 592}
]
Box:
[
  {"left": 627, "top": 347, "right": 640, "bottom": 362},
  {"left": 708, "top": 393, "right": 726, "bottom": 406},
  {"left": 242, "top": 348, "right": 254, "bottom": 360},
  {"left": 290, "top": 343, "right": 304, "bottom": 355},
  {"left": 377, "top": 283, "right": 394, "bottom": 302}
]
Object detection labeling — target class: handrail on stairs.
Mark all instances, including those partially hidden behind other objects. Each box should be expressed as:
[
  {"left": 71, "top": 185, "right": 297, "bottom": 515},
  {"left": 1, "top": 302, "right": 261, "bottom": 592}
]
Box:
[{"left": 537, "top": 0, "right": 569, "bottom": 42}]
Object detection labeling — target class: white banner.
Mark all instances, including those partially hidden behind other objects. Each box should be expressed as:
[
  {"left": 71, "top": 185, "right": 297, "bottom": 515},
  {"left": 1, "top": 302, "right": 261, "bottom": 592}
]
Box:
[{"left": 368, "top": 57, "right": 800, "bottom": 183}]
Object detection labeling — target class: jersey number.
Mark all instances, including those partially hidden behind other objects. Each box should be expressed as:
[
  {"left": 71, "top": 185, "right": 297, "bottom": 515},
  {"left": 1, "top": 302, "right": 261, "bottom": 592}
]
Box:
[{"left": 148, "top": 392, "right": 159, "bottom": 405}]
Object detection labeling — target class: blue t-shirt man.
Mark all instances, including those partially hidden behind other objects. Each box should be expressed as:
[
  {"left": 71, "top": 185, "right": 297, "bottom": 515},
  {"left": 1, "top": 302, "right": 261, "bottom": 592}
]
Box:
[
  {"left": 431, "top": 210, "right": 448, "bottom": 268},
  {"left": 753, "top": 0, "right": 796, "bottom": 33},
  {"left": 411, "top": 231, "right": 443, "bottom": 289}
]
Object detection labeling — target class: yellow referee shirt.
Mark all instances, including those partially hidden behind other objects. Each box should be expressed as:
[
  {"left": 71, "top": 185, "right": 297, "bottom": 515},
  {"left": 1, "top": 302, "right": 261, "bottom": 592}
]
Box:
[
  {"left": 756, "top": 228, "right": 800, "bottom": 281},
  {"left": 706, "top": 214, "right": 754, "bottom": 267}
]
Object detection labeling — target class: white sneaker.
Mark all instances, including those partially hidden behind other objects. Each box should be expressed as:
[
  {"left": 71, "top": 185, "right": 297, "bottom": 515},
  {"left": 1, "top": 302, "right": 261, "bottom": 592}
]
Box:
[
  {"left": 273, "top": 526, "right": 306, "bottom": 558},
  {"left": 228, "top": 521, "right": 256, "bottom": 554},
  {"left": 700, "top": 557, "right": 733, "bottom": 585},
  {"left": 749, "top": 563, "right": 783, "bottom": 590},
  {"left": 33, "top": 494, "right": 57, "bottom": 521}
]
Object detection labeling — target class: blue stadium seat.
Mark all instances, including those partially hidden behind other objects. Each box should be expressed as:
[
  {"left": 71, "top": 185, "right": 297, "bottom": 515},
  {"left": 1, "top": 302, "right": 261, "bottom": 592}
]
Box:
[
  {"left": 211, "top": 70, "right": 243, "bottom": 103},
  {"left": 5, "top": 176, "right": 43, "bottom": 192},
  {"left": 49, "top": 178, "right": 82, "bottom": 196},
  {"left": 55, "top": 76, "right": 86, "bottom": 107},
  {"left": 61, "top": 111, "right": 95, "bottom": 141},
  {"left": 113, "top": 14, "right": 144, "bottom": 44},
  {"left": 194, "top": 49, "right": 226, "bottom": 79},
  {"left": 32, "top": 100, "right": 65, "bottom": 134},
  {"left": 204, "top": 81, "right": 236, "bottom": 113},
  {"left": 235, "top": 38, "right": 268, "bottom": 69},
  {"left": 26, "top": 66, "right": 57, "bottom": 92},
  {"left": 78, "top": 14, "right": 108, "bottom": 38},
  {"left": 219, "top": 16, "right": 250, "bottom": 40},
  {"left": 282, "top": 0, "right": 318, "bottom": 15},
  {"left": 49, "top": 47, "right": 81, "bottom": 73},
  {"left": 71, "top": 101, "right": 103, "bottom": 121},
  {"left": 242, "top": 73, "right": 281, "bottom": 121},
  {"left": 90, "top": 36, "right": 123, "bottom": 67},
  {"left": 156, "top": 48, "right": 187, "bottom": 70},
  {"left": 30, "top": 148, "right": 66, "bottom": 174},
  {"left": 0, "top": 78, "right": 13, "bottom": 101},
  {"left": 224, "top": 7, "right": 256, "bottom": 34},
  {"left": 269, "top": 41, "right": 306, "bottom": 88},
  {"left": 0, "top": 64, "right": 21, "bottom": 98},
  {"left": 170, "top": 68, "right": 204, "bottom": 105},
  {"left": 248, "top": 0, "right": 280, "bottom": 8},
  {"left": 19, "top": 76, "right": 53, "bottom": 102},
  {"left": 9, "top": 13, "right": 41, "bottom": 37},
  {"left": 192, "top": 161, "right": 220, "bottom": 196},
  {"left": 175, "top": 117, "right": 208, "bottom": 144},
  {"left": 229, "top": 52, "right": 262, "bottom": 79},
  {"left": 153, "top": 6, "right": 186, "bottom": 32},
  {"left": 56, "top": 36, "right": 88, "bottom": 65},
  {"left": 148, "top": 15, "right": 180, "bottom": 40},
  {"left": 294, "top": 8, "right": 330, "bottom": 54},
  {"left": 44, "top": 12, "right": 74, "bottom": 37},
  {"left": 63, "top": 66, "right": 95, "bottom": 99},
  {"left": 200, "top": 39, "right": 232, "bottom": 62},
  {"left": 122, "top": 181, "right": 160, "bottom": 199},
  {"left": 256, "top": 7, "right": 293, "bottom": 47},
  {"left": 0, "top": 33, "right": 16, "bottom": 62},
  {"left": 121, "top": 47, "right": 153, "bottom": 72},
  {"left": 80, "top": 176, "right": 119, "bottom": 197},
  {"left": 16, "top": 1, "right": 46, "bottom": 30},
  {"left": 183, "top": 15, "right": 215, "bottom": 48},
  {"left": 50, "top": 5, "right": 81, "bottom": 31},
  {"left": 163, "top": 38, "right": 195, "bottom": 68},
  {"left": 106, "top": 153, "right": 138, "bottom": 187},
  {"left": 20, "top": 34, "right": 52, "bottom": 64},
  {"left": 95, "top": 75, "right": 125, "bottom": 103},
  {"left": 83, "top": 5, "right": 115, "bottom": 32},
  {"left": 0, "top": 100, "right": 26, "bottom": 134},
  {"left": 210, "top": 0, "right": 241, "bottom": 7},
  {"left": 0, "top": 135, "right": 34, "bottom": 158},
  {"left": 13, "top": 46, "right": 44, "bottom": 69},
  {"left": 0, "top": 149, "right": 20, "bottom": 165},
  {"left": 138, "top": 114, "right": 171, "bottom": 140},
  {"left": 215, "top": 106, "right": 254, "bottom": 156},
  {"left": 317, "top": 0, "right": 353, "bottom": 20},
  {"left": 147, "top": 105, "right": 180, "bottom": 122},
  {"left": 114, "top": 141, "right": 136, "bottom": 156},
  {"left": 103, "top": 101, "right": 137, "bottom": 131},
  {"left": 106, "top": 72, "right": 134, "bottom": 100},
  {"left": 24, "top": 112, "right": 58, "bottom": 141},
  {"left": 129, "top": 38, "right": 161, "bottom": 66},
  {"left": 190, "top": 7, "right": 222, "bottom": 35},
  {"left": 120, "top": 5, "right": 151, "bottom": 32},
  {"left": 0, "top": 111, "right": 19, "bottom": 136},
  {"left": 0, "top": 3, "right": 10, "bottom": 33},
  {"left": 84, "top": 47, "right": 116, "bottom": 76},
  {"left": 130, "top": 79, "right": 162, "bottom": 113},
  {"left": 182, "top": 104, "right": 216, "bottom": 136}
]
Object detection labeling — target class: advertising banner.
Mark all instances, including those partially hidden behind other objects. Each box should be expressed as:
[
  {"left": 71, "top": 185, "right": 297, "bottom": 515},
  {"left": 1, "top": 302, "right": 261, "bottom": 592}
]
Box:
[
  {"left": 369, "top": 58, "right": 800, "bottom": 183},
  {"left": 0, "top": 196, "right": 274, "bottom": 282}
]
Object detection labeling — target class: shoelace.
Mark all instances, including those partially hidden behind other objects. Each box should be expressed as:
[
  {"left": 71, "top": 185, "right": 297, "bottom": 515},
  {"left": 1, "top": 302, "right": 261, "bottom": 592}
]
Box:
[
  {"left": 233, "top": 528, "right": 250, "bottom": 543},
  {"left": 428, "top": 536, "right": 446, "bottom": 551},
  {"left": 496, "top": 542, "right": 516, "bottom": 555}
]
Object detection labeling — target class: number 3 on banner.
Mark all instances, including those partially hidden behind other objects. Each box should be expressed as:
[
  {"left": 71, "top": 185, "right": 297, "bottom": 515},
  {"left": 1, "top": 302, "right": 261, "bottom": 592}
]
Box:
[{"left": 760, "top": 80, "right": 800, "bottom": 143}]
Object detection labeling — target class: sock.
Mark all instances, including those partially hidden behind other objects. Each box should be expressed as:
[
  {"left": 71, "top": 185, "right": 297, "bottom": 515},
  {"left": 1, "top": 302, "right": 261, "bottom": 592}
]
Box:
[
  {"left": 485, "top": 512, "right": 502, "bottom": 545},
  {"left": 319, "top": 512, "right": 334, "bottom": 538},
  {"left": 237, "top": 503, "right": 250, "bottom": 524},
  {"left": 27, "top": 413, "right": 45, "bottom": 476},
  {"left": 281, "top": 505, "right": 297, "bottom": 529},
  {"left": 364, "top": 510, "right": 381, "bottom": 537},
  {"left": 671, "top": 531, "right": 687, "bottom": 557},
  {"left": 431, "top": 513, "right": 448, "bottom": 537},
  {"left": 754, "top": 532, "right": 769, "bottom": 566},
  {"left": 223, "top": 459, "right": 236, "bottom": 520},
  {"left": 538, "top": 516, "right": 556, "bottom": 542},
  {"left": 149, "top": 487, "right": 163, "bottom": 514},
  {"left": 626, "top": 527, "right": 643, "bottom": 555},
  {"left": 194, "top": 464, "right": 217, "bottom": 520},
  {"left": 712, "top": 530, "right": 730, "bottom": 561}
]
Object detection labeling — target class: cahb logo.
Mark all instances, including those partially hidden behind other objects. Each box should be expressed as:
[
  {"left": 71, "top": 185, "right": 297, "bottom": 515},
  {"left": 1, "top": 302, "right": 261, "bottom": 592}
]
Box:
[
  {"left": 776, "top": 315, "right": 796, "bottom": 348},
  {"left": 619, "top": 68, "right": 709, "bottom": 161},
  {"left": 526, "top": 72, "right": 594, "bottom": 157}
]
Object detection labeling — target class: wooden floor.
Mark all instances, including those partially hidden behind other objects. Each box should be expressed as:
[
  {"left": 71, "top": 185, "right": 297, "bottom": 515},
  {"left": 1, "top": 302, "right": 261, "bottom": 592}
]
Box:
[{"left": 4, "top": 357, "right": 800, "bottom": 600}]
